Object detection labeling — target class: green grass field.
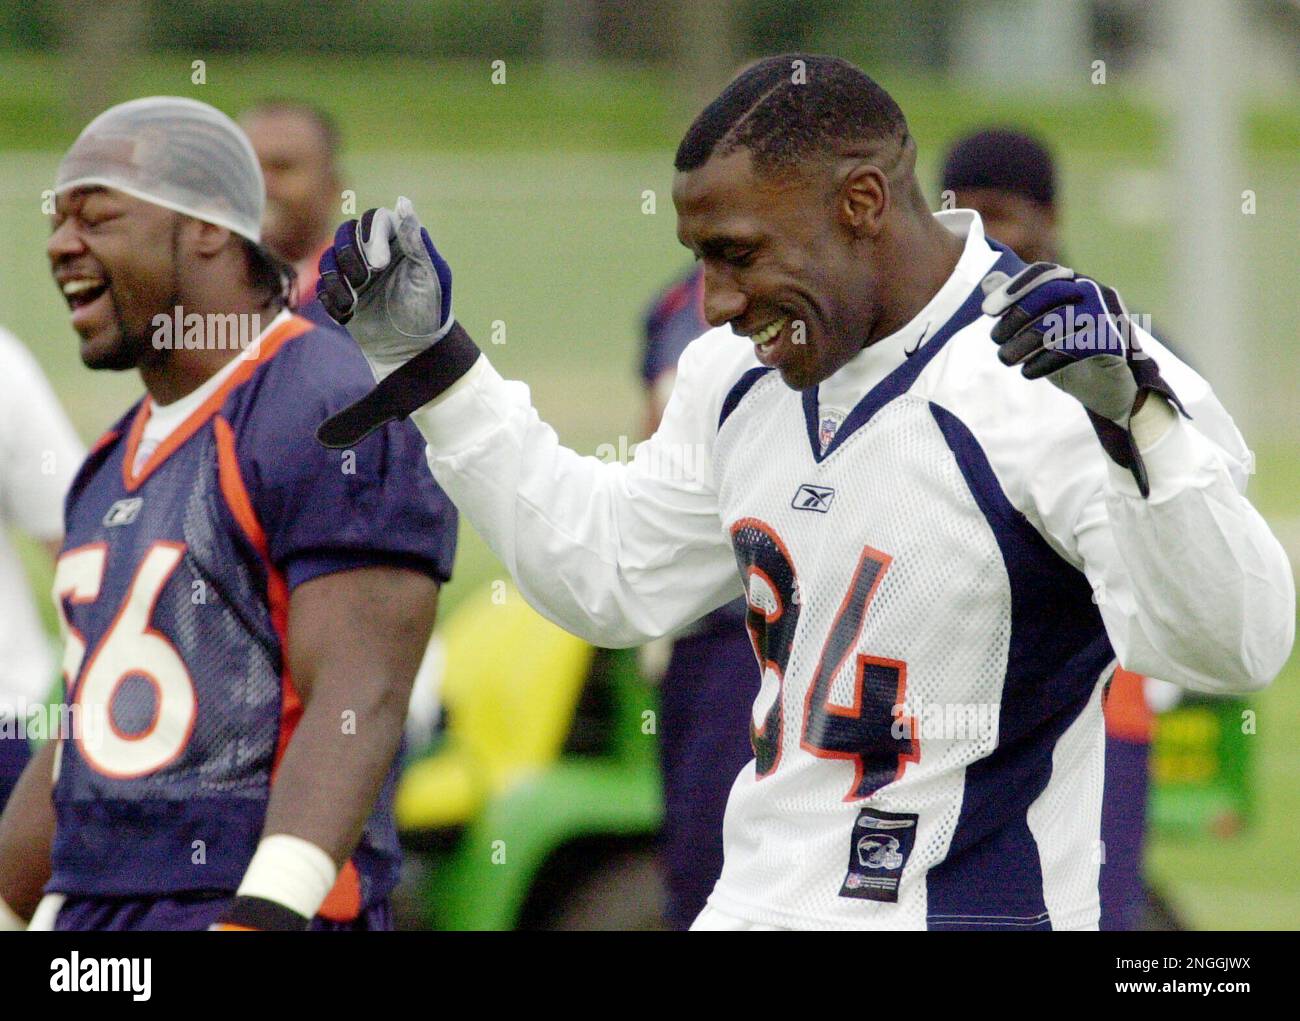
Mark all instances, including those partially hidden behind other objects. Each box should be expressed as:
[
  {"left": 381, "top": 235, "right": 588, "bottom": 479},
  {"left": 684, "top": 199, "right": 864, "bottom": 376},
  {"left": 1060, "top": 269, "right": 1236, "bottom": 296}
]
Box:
[{"left": 2, "top": 54, "right": 1296, "bottom": 928}]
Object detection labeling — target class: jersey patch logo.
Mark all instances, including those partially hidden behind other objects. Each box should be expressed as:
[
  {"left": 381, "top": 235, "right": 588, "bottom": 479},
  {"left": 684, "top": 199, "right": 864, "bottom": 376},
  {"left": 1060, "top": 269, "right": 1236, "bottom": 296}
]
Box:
[
  {"left": 791, "top": 483, "right": 835, "bottom": 513},
  {"left": 839, "top": 808, "right": 917, "bottom": 903},
  {"left": 102, "top": 497, "right": 144, "bottom": 528},
  {"left": 817, "top": 413, "right": 843, "bottom": 452}
]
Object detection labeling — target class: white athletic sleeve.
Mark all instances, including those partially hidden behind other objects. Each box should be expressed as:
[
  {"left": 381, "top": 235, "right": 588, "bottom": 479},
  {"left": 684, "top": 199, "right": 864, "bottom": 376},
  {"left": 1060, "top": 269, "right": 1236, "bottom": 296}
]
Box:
[
  {"left": 1022, "top": 333, "right": 1293, "bottom": 695},
  {"left": 0, "top": 327, "right": 84, "bottom": 541},
  {"left": 1072, "top": 405, "right": 1292, "bottom": 694},
  {"left": 409, "top": 336, "right": 743, "bottom": 647}
]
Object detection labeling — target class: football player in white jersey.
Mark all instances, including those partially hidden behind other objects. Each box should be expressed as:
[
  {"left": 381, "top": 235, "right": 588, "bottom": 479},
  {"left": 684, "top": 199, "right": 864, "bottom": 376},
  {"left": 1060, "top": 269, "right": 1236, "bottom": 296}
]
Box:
[
  {"left": 310, "top": 55, "right": 1294, "bottom": 930},
  {"left": 0, "top": 326, "right": 83, "bottom": 815}
]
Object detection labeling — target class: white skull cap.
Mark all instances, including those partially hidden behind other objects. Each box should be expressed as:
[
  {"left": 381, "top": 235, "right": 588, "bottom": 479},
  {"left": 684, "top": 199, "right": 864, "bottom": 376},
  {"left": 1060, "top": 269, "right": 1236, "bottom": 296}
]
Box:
[{"left": 55, "top": 96, "right": 264, "bottom": 243}]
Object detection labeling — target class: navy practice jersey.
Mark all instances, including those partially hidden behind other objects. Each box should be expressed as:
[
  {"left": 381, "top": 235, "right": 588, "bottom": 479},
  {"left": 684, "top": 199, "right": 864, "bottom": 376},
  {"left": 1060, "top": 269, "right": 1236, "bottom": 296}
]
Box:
[
  {"left": 49, "top": 312, "right": 457, "bottom": 921},
  {"left": 641, "top": 265, "right": 706, "bottom": 387},
  {"left": 642, "top": 262, "right": 754, "bottom": 929}
]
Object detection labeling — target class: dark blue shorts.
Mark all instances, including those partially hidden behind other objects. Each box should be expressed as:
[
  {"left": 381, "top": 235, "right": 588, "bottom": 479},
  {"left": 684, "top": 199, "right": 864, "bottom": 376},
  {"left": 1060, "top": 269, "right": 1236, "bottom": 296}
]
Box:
[
  {"left": 657, "top": 607, "right": 758, "bottom": 931},
  {"left": 0, "top": 732, "right": 31, "bottom": 814},
  {"left": 1100, "top": 735, "right": 1150, "bottom": 931},
  {"left": 50, "top": 892, "right": 392, "bottom": 931}
]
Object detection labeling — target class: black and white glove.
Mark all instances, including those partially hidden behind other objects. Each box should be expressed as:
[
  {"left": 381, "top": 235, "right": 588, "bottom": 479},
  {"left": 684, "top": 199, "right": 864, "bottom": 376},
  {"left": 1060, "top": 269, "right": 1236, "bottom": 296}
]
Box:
[
  {"left": 981, "top": 262, "right": 1187, "bottom": 497},
  {"left": 317, "top": 196, "right": 454, "bottom": 373},
  {"left": 315, "top": 197, "right": 480, "bottom": 449}
]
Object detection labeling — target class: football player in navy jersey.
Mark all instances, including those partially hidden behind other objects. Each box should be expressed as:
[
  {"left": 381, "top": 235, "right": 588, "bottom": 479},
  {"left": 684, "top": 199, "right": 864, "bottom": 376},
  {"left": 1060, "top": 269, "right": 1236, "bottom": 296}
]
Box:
[
  {"left": 641, "top": 267, "right": 757, "bottom": 930},
  {"left": 0, "top": 97, "right": 458, "bottom": 932}
]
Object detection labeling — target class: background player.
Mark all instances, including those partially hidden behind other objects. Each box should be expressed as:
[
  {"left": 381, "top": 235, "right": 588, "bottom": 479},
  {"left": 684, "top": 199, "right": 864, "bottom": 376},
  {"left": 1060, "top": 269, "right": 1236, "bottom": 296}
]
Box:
[
  {"left": 640, "top": 268, "right": 755, "bottom": 930},
  {"left": 0, "top": 96, "right": 457, "bottom": 931},
  {"left": 941, "top": 127, "right": 1173, "bottom": 930},
  {"left": 313, "top": 55, "right": 1293, "bottom": 930},
  {"left": 240, "top": 100, "right": 342, "bottom": 315},
  {"left": 939, "top": 128, "right": 1059, "bottom": 265},
  {"left": 0, "top": 326, "right": 83, "bottom": 814}
]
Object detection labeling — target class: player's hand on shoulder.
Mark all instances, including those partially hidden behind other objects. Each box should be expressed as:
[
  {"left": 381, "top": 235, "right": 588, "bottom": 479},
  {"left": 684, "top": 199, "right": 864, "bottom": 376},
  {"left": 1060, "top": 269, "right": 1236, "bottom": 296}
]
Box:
[
  {"left": 316, "top": 196, "right": 455, "bottom": 379},
  {"left": 980, "top": 262, "right": 1186, "bottom": 497}
]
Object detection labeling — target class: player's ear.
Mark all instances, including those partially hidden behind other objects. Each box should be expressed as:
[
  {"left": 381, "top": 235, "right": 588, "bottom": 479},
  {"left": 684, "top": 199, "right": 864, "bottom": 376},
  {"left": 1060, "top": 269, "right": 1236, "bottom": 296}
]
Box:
[
  {"left": 189, "top": 217, "right": 234, "bottom": 259},
  {"left": 838, "top": 161, "right": 889, "bottom": 238}
]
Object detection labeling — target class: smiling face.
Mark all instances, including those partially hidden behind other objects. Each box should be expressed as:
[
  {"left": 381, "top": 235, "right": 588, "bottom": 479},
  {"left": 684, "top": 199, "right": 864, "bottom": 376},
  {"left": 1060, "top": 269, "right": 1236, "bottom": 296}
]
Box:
[
  {"left": 672, "top": 149, "right": 883, "bottom": 391},
  {"left": 48, "top": 186, "right": 184, "bottom": 370}
]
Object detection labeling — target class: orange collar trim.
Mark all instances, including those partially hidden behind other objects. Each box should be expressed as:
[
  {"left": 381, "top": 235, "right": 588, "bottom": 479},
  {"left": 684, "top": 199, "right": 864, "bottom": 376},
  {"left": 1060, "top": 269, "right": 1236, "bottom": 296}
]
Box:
[{"left": 120, "top": 314, "right": 314, "bottom": 492}]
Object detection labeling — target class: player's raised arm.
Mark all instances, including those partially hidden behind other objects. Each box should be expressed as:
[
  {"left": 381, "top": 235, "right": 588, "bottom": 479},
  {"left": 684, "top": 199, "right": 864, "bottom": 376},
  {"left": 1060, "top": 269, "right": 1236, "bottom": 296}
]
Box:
[
  {"left": 314, "top": 199, "right": 741, "bottom": 647},
  {"left": 981, "top": 264, "right": 1295, "bottom": 693}
]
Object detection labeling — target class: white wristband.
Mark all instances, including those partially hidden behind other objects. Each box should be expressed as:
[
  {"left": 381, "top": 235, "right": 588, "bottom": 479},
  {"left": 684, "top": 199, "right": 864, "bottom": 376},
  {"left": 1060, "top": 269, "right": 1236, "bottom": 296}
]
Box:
[
  {"left": 0, "top": 894, "right": 26, "bottom": 931},
  {"left": 28, "top": 893, "right": 64, "bottom": 931},
  {"left": 235, "top": 834, "right": 338, "bottom": 921}
]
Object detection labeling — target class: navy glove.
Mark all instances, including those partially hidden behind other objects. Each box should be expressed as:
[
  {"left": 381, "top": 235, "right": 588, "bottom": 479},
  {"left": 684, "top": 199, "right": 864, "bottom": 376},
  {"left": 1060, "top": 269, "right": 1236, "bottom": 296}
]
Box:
[
  {"left": 317, "top": 196, "right": 455, "bottom": 380},
  {"left": 981, "top": 262, "right": 1186, "bottom": 497},
  {"left": 315, "top": 198, "right": 481, "bottom": 450}
]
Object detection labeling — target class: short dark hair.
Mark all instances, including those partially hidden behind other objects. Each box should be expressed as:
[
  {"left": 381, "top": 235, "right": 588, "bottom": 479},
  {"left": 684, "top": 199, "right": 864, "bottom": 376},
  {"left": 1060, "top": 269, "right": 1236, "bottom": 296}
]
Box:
[
  {"left": 941, "top": 128, "right": 1056, "bottom": 206},
  {"left": 674, "top": 54, "right": 909, "bottom": 176}
]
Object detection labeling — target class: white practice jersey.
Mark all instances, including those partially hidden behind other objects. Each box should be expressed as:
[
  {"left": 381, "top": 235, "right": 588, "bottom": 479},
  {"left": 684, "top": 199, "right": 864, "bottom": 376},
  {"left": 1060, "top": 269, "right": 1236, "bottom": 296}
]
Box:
[
  {"left": 0, "top": 326, "right": 84, "bottom": 709},
  {"left": 410, "top": 210, "right": 1294, "bottom": 930}
]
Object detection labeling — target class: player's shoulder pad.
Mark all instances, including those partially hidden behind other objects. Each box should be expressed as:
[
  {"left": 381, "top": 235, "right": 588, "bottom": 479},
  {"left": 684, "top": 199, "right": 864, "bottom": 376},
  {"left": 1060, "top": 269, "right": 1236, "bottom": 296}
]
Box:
[
  {"left": 250, "top": 315, "right": 381, "bottom": 412},
  {"left": 915, "top": 318, "right": 1114, "bottom": 558}
]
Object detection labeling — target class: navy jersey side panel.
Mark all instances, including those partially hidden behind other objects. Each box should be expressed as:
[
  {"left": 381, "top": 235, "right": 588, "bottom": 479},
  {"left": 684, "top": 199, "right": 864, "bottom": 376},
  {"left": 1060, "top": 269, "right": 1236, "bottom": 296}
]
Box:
[{"left": 923, "top": 403, "right": 1114, "bottom": 930}]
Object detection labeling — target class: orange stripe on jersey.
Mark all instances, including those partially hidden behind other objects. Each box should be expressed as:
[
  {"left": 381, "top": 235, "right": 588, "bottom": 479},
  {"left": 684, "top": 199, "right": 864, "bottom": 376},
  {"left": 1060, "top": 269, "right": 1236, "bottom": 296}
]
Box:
[
  {"left": 88, "top": 429, "right": 121, "bottom": 458},
  {"left": 121, "top": 313, "right": 314, "bottom": 493},
  {"left": 213, "top": 414, "right": 303, "bottom": 763},
  {"left": 214, "top": 416, "right": 269, "bottom": 556},
  {"left": 1104, "top": 667, "right": 1153, "bottom": 744},
  {"left": 214, "top": 412, "right": 360, "bottom": 923}
]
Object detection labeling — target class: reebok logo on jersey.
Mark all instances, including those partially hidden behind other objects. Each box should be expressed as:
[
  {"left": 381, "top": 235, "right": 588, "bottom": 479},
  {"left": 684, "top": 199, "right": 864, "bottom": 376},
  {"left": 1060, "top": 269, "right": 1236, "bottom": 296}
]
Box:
[
  {"left": 103, "top": 497, "right": 144, "bottom": 528},
  {"left": 839, "top": 808, "right": 917, "bottom": 903},
  {"left": 791, "top": 484, "right": 835, "bottom": 513}
]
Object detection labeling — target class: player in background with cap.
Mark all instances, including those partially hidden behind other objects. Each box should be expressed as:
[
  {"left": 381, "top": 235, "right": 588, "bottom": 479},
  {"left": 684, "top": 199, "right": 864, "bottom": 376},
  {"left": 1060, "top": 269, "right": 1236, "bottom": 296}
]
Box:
[
  {"left": 940, "top": 128, "right": 1172, "bottom": 931},
  {"left": 939, "top": 129, "right": 1060, "bottom": 265},
  {"left": 0, "top": 96, "right": 458, "bottom": 931},
  {"left": 0, "top": 327, "right": 84, "bottom": 813},
  {"left": 240, "top": 100, "right": 342, "bottom": 323}
]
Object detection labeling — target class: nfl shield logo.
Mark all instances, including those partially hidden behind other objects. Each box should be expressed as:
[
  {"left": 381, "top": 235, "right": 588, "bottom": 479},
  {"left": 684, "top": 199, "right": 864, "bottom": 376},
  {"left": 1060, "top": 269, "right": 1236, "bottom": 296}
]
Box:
[{"left": 818, "top": 414, "right": 842, "bottom": 453}]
